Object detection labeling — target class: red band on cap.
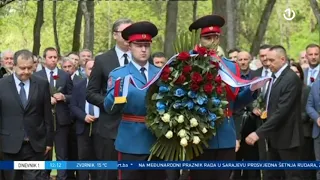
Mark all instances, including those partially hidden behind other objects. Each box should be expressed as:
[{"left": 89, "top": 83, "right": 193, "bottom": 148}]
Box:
[
  {"left": 128, "top": 34, "right": 152, "bottom": 42},
  {"left": 201, "top": 26, "right": 221, "bottom": 35}
]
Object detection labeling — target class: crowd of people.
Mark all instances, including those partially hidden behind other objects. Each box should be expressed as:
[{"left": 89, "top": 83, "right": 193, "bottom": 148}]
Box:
[{"left": 0, "top": 14, "right": 319, "bottom": 180}]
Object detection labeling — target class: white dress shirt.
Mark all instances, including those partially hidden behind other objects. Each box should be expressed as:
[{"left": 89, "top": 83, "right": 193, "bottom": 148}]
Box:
[
  {"left": 13, "top": 73, "right": 30, "bottom": 100},
  {"left": 45, "top": 67, "right": 58, "bottom": 87},
  {"left": 273, "top": 63, "right": 288, "bottom": 83},
  {"left": 131, "top": 60, "right": 149, "bottom": 81},
  {"left": 85, "top": 79, "right": 100, "bottom": 118},
  {"left": 115, "top": 45, "right": 132, "bottom": 67}
]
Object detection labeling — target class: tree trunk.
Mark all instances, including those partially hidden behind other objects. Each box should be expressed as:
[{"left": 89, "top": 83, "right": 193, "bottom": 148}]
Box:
[
  {"left": 53, "top": 0, "right": 61, "bottom": 55},
  {"left": 249, "top": 0, "right": 276, "bottom": 57},
  {"left": 164, "top": 0, "right": 178, "bottom": 58},
  {"left": 212, "top": 0, "right": 227, "bottom": 51},
  {"left": 32, "top": 0, "right": 44, "bottom": 56},
  {"left": 81, "top": 1, "right": 94, "bottom": 52},
  {"left": 192, "top": 0, "right": 197, "bottom": 22},
  {"left": 72, "top": 1, "right": 82, "bottom": 52},
  {"left": 310, "top": 0, "right": 320, "bottom": 25},
  {"left": 0, "top": 0, "right": 15, "bottom": 8},
  {"left": 226, "top": 0, "right": 236, "bottom": 50}
]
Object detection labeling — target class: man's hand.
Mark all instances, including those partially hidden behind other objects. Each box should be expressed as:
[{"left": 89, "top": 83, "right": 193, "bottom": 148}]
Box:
[
  {"left": 250, "top": 79, "right": 269, "bottom": 91},
  {"left": 252, "top": 108, "right": 262, "bottom": 116},
  {"left": 85, "top": 115, "right": 96, "bottom": 123},
  {"left": 51, "top": 97, "right": 57, "bottom": 105},
  {"left": 44, "top": 146, "right": 52, "bottom": 155},
  {"left": 317, "top": 117, "right": 320, "bottom": 127},
  {"left": 245, "top": 132, "right": 259, "bottom": 145},
  {"left": 53, "top": 93, "right": 65, "bottom": 101},
  {"left": 235, "top": 140, "right": 240, "bottom": 152}
]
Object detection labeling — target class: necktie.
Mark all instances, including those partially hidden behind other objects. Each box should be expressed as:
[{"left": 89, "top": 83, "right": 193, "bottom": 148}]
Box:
[
  {"left": 19, "top": 82, "right": 27, "bottom": 108},
  {"left": 88, "top": 103, "right": 94, "bottom": 116},
  {"left": 123, "top": 54, "right": 129, "bottom": 65},
  {"left": 140, "top": 67, "right": 147, "bottom": 81},
  {"left": 50, "top": 71, "right": 54, "bottom": 87}
]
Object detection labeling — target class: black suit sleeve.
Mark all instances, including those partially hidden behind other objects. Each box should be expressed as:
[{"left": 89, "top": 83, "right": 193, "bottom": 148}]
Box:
[
  {"left": 256, "top": 76, "right": 301, "bottom": 139},
  {"left": 64, "top": 75, "right": 73, "bottom": 103},
  {"left": 70, "top": 85, "right": 87, "bottom": 122},
  {"left": 86, "top": 57, "right": 105, "bottom": 108},
  {"left": 301, "top": 86, "right": 311, "bottom": 123},
  {"left": 43, "top": 80, "right": 54, "bottom": 147}
]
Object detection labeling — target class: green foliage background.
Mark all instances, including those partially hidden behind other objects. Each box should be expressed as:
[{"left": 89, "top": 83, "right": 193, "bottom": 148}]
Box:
[{"left": 0, "top": 0, "right": 319, "bottom": 60}]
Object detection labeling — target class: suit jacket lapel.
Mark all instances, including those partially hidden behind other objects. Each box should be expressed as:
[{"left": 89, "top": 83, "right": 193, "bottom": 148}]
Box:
[
  {"left": 56, "top": 69, "right": 62, "bottom": 89},
  {"left": 25, "top": 77, "right": 37, "bottom": 110},
  {"left": 128, "top": 63, "right": 146, "bottom": 85},
  {"left": 304, "top": 68, "right": 309, "bottom": 84},
  {"left": 272, "top": 66, "right": 290, "bottom": 89},
  {"left": 8, "top": 75, "right": 24, "bottom": 110},
  {"left": 111, "top": 48, "right": 120, "bottom": 68},
  {"left": 148, "top": 65, "right": 158, "bottom": 82}
]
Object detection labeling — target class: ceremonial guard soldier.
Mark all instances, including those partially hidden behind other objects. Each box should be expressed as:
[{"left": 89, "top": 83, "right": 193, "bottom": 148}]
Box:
[
  {"left": 188, "top": 15, "right": 260, "bottom": 180},
  {"left": 104, "top": 21, "right": 167, "bottom": 180}
]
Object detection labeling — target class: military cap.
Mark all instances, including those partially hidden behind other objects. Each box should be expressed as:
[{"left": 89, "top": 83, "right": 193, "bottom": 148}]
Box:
[
  {"left": 189, "top": 15, "right": 225, "bottom": 36},
  {"left": 122, "top": 21, "right": 158, "bottom": 43}
]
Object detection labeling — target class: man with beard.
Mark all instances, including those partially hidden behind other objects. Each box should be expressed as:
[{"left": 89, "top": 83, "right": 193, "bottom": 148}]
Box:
[{"left": 304, "top": 44, "right": 320, "bottom": 86}]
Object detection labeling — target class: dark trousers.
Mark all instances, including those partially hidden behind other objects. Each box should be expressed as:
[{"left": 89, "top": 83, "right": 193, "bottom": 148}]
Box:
[
  {"left": 300, "top": 137, "right": 315, "bottom": 180},
  {"left": 67, "top": 122, "right": 78, "bottom": 180},
  {"left": 118, "top": 152, "right": 166, "bottom": 180},
  {"left": 258, "top": 138, "right": 268, "bottom": 180},
  {"left": 3, "top": 141, "right": 45, "bottom": 180},
  {"left": 42, "top": 124, "right": 70, "bottom": 180},
  {"left": 77, "top": 126, "right": 98, "bottom": 180},
  {"left": 94, "top": 135, "right": 118, "bottom": 180},
  {"left": 233, "top": 141, "right": 260, "bottom": 180},
  {"left": 189, "top": 148, "right": 236, "bottom": 180},
  {"left": 267, "top": 146, "right": 301, "bottom": 180}
]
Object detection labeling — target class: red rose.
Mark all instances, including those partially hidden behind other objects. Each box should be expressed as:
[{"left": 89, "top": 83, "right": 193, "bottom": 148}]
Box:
[
  {"left": 207, "top": 50, "right": 217, "bottom": 56},
  {"left": 310, "top": 77, "right": 315, "bottom": 83},
  {"left": 210, "top": 61, "right": 220, "bottom": 69},
  {"left": 182, "top": 65, "right": 192, "bottom": 74},
  {"left": 162, "top": 65, "right": 171, "bottom": 74},
  {"left": 216, "top": 86, "right": 223, "bottom": 95},
  {"left": 177, "top": 52, "right": 190, "bottom": 61},
  {"left": 190, "top": 83, "right": 200, "bottom": 91},
  {"left": 206, "top": 72, "right": 214, "bottom": 81},
  {"left": 196, "top": 46, "right": 207, "bottom": 56},
  {"left": 191, "top": 72, "right": 203, "bottom": 84},
  {"left": 161, "top": 73, "right": 170, "bottom": 81},
  {"left": 214, "top": 75, "right": 222, "bottom": 84},
  {"left": 175, "top": 74, "right": 186, "bottom": 84},
  {"left": 53, "top": 75, "right": 59, "bottom": 80},
  {"left": 203, "top": 83, "right": 213, "bottom": 95}
]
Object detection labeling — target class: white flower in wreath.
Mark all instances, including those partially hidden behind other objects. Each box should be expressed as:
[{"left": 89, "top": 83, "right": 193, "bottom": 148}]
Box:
[
  {"left": 190, "top": 118, "right": 198, "bottom": 127},
  {"left": 177, "top": 115, "right": 184, "bottom": 123},
  {"left": 180, "top": 137, "right": 188, "bottom": 147},
  {"left": 202, "top": 127, "right": 208, "bottom": 134},
  {"left": 178, "top": 129, "right": 187, "bottom": 138},
  {"left": 193, "top": 136, "right": 201, "bottom": 144},
  {"left": 161, "top": 113, "right": 171, "bottom": 123},
  {"left": 165, "top": 130, "right": 173, "bottom": 139}
]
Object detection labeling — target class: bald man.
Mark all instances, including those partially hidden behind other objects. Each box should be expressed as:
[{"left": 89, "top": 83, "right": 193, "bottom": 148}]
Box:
[{"left": 232, "top": 51, "right": 260, "bottom": 180}]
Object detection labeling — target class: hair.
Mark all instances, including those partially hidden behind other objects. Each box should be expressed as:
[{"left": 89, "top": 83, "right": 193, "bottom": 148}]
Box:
[
  {"left": 152, "top": 52, "right": 166, "bottom": 59},
  {"left": 62, "top": 57, "right": 74, "bottom": 65},
  {"left": 290, "top": 62, "right": 304, "bottom": 82},
  {"left": 269, "top": 45, "right": 287, "bottom": 61},
  {"left": 227, "top": 48, "right": 241, "bottom": 55},
  {"left": 67, "top": 51, "right": 79, "bottom": 57},
  {"left": 1, "top": 50, "right": 14, "bottom": 59},
  {"left": 260, "top": 44, "right": 271, "bottom": 50},
  {"left": 79, "top": 49, "right": 93, "bottom": 56},
  {"left": 112, "top": 18, "right": 133, "bottom": 32},
  {"left": 13, "top": 49, "right": 34, "bottom": 65},
  {"left": 43, "top": 47, "right": 57, "bottom": 58},
  {"left": 305, "top": 43, "right": 320, "bottom": 51}
]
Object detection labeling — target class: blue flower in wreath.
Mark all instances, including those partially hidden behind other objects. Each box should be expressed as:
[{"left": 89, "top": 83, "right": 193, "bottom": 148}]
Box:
[
  {"left": 173, "top": 101, "right": 183, "bottom": 109},
  {"left": 156, "top": 101, "right": 166, "bottom": 114},
  {"left": 196, "top": 95, "right": 208, "bottom": 105},
  {"left": 208, "top": 112, "right": 217, "bottom": 122},
  {"left": 212, "top": 97, "right": 221, "bottom": 107},
  {"left": 197, "top": 107, "right": 207, "bottom": 115},
  {"left": 174, "top": 88, "right": 186, "bottom": 97},
  {"left": 185, "top": 100, "right": 194, "bottom": 110},
  {"left": 159, "top": 85, "right": 170, "bottom": 93},
  {"left": 188, "top": 91, "right": 197, "bottom": 98},
  {"left": 211, "top": 121, "right": 215, "bottom": 127}
]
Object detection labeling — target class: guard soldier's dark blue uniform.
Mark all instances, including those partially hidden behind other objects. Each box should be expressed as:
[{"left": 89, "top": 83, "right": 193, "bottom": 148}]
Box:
[
  {"left": 104, "top": 21, "right": 166, "bottom": 180},
  {"left": 188, "top": 15, "right": 258, "bottom": 180}
]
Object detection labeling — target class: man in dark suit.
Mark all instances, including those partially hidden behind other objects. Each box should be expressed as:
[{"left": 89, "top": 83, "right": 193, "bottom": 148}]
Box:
[
  {"left": 71, "top": 59, "right": 98, "bottom": 180},
  {"left": 0, "top": 49, "right": 53, "bottom": 180},
  {"left": 35, "top": 47, "right": 73, "bottom": 180},
  {"left": 86, "top": 18, "right": 132, "bottom": 180},
  {"left": 246, "top": 45, "right": 303, "bottom": 180}
]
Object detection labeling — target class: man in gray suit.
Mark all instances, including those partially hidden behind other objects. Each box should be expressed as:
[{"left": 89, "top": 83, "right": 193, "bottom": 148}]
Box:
[
  {"left": 306, "top": 77, "right": 320, "bottom": 180},
  {"left": 303, "top": 44, "right": 320, "bottom": 86}
]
